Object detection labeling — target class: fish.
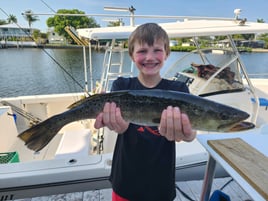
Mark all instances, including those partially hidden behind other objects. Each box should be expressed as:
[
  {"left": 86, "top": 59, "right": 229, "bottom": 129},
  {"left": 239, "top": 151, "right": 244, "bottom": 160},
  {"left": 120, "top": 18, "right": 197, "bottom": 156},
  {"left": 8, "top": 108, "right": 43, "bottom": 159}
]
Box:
[{"left": 18, "top": 89, "right": 252, "bottom": 152}]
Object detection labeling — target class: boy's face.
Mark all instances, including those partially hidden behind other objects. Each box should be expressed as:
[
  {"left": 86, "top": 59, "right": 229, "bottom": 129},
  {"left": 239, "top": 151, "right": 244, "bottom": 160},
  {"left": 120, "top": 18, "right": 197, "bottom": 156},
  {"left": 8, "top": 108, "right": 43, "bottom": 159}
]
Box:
[{"left": 131, "top": 40, "right": 168, "bottom": 77}]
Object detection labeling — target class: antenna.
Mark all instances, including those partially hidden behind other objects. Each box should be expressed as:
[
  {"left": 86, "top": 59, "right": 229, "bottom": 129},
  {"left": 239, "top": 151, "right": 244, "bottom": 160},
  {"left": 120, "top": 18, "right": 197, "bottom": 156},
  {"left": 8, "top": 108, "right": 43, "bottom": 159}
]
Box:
[
  {"left": 234, "top": 9, "right": 242, "bottom": 20},
  {"left": 104, "top": 6, "right": 136, "bottom": 26}
]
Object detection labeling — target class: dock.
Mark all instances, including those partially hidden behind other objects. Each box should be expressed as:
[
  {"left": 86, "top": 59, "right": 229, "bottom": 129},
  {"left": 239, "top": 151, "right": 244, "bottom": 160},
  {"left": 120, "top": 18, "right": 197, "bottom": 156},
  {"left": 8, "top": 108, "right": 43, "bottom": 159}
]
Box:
[{"left": 13, "top": 177, "right": 253, "bottom": 201}]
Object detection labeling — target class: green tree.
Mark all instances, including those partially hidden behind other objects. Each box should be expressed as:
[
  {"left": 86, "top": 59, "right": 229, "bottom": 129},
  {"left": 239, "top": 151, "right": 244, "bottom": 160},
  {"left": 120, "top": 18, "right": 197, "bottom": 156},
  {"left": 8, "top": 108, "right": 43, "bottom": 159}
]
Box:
[
  {"left": 47, "top": 9, "right": 100, "bottom": 43},
  {"left": 257, "top": 33, "right": 268, "bottom": 48},
  {"left": 0, "top": 19, "right": 7, "bottom": 25},
  {"left": 32, "top": 29, "right": 41, "bottom": 40},
  {"left": 256, "top": 19, "right": 268, "bottom": 48},
  {"left": 23, "top": 10, "right": 39, "bottom": 28},
  {"left": 107, "top": 19, "right": 124, "bottom": 27},
  {"left": 232, "top": 34, "right": 254, "bottom": 40},
  {"left": 257, "top": 18, "right": 265, "bottom": 23},
  {"left": 7, "top": 14, "right": 17, "bottom": 24},
  {"left": 32, "top": 30, "right": 48, "bottom": 44}
]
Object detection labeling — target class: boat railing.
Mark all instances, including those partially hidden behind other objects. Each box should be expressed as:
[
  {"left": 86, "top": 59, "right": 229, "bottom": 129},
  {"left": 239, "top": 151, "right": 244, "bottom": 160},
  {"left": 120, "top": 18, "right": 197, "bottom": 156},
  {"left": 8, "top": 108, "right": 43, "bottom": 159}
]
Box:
[
  {"left": 195, "top": 55, "right": 239, "bottom": 95},
  {"left": 99, "top": 39, "right": 134, "bottom": 92},
  {"left": 24, "top": 12, "right": 240, "bottom": 23},
  {"left": 164, "top": 42, "right": 260, "bottom": 124},
  {"left": 0, "top": 100, "right": 42, "bottom": 125},
  {"left": 227, "top": 35, "right": 260, "bottom": 123}
]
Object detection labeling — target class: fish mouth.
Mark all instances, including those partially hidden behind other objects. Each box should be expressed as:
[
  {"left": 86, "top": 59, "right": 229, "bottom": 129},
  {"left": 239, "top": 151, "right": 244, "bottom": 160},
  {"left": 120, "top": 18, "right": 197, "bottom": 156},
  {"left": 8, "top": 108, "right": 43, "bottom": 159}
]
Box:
[
  {"left": 218, "top": 121, "right": 255, "bottom": 132},
  {"left": 228, "top": 121, "right": 255, "bottom": 132}
]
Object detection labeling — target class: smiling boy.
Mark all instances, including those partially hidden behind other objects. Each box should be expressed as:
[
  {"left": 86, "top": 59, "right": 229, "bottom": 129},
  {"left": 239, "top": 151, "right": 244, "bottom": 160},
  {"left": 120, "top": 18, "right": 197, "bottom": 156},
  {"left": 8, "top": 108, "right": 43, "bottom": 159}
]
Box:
[{"left": 94, "top": 23, "right": 196, "bottom": 201}]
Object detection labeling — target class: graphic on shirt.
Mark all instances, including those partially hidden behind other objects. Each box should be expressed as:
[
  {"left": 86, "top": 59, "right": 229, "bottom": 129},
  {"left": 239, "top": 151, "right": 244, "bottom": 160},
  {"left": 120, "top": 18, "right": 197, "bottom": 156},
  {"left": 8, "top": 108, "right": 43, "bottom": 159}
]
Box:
[{"left": 137, "top": 126, "right": 161, "bottom": 136}]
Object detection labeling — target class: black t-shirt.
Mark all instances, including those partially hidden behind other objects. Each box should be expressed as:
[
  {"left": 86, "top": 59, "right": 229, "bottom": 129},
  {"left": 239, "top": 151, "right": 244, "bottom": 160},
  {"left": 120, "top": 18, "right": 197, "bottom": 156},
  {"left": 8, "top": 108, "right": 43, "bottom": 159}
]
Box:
[{"left": 110, "top": 77, "right": 189, "bottom": 201}]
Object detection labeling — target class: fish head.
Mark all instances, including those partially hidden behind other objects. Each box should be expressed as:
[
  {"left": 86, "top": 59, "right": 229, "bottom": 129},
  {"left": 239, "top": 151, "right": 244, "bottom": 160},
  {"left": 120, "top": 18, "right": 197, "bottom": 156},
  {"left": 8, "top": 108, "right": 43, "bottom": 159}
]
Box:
[
  {"left": 189, "top": 97, "right": 251, "bottom": 132},
  {"left": 204, "top": 104, "right": 251, "bottom": 132}
]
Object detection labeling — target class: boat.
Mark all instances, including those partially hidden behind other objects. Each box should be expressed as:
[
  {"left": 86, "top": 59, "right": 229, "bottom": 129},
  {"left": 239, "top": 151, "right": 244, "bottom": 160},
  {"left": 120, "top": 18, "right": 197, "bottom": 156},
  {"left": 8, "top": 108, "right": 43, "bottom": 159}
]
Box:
[{"left": 1, "top": 10, "right": 268, "bottom": 200}]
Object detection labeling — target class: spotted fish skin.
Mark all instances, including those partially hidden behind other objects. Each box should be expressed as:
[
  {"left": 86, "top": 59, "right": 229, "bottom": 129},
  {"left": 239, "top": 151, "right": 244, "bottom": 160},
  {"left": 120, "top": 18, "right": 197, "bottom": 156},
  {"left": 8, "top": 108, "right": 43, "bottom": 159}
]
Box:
[{"left": 18, "top": 89, "right": 250, "bottom": 152}]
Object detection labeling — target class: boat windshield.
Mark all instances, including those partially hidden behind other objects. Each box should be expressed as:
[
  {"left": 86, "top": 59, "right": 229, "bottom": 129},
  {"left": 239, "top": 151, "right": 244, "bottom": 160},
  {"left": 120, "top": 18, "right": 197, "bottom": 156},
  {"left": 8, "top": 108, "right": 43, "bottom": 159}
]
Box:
[{"left": 164, "top": 46, "right": 245, "bottom": 96}]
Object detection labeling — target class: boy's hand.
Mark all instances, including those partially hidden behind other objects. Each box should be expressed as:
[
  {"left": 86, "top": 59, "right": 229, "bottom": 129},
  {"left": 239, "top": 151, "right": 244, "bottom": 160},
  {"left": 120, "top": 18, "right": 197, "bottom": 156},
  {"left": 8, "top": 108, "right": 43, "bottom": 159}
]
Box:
[
  {"left": 159, "top": 106, "right": 196, "bottom": 142},
  {"left": 94, "top": 102, "right": 129, "bottom": 134}
]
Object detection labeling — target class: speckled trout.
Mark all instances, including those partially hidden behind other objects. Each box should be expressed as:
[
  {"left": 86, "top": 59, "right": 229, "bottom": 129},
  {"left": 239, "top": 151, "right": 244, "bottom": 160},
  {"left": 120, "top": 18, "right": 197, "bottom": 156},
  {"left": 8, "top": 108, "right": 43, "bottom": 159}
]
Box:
[{"left": 18, "top": 89, "right": 251, "bottom": 152}]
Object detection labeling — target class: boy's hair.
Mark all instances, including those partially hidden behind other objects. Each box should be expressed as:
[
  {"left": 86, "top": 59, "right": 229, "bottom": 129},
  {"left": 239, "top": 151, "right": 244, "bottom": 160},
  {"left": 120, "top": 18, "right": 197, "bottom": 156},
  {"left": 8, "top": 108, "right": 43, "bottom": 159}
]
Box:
[{"left": 128, "top": 23, "right": 170, "bottom": 57}]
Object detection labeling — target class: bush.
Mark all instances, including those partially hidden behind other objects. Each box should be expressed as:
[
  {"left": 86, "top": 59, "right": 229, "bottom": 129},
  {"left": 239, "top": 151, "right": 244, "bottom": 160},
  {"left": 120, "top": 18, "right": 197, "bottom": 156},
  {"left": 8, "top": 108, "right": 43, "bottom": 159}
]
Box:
[{"left": 170, "top": 46, "right": 196, "bottom": 52}]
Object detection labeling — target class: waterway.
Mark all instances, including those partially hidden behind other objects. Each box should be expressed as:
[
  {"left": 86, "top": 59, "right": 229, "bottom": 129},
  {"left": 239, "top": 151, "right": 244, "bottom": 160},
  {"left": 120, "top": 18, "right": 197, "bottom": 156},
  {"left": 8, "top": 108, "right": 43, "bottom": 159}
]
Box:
[{"left": 0, "top": 48, "right": 267, "bottom": 97}]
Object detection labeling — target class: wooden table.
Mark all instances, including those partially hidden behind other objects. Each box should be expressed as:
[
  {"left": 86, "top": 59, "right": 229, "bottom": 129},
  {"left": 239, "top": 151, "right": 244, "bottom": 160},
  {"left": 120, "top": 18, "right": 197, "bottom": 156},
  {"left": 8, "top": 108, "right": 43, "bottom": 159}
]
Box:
[{"left": 197, "top": 132, "right": 268, "bottom": 201}]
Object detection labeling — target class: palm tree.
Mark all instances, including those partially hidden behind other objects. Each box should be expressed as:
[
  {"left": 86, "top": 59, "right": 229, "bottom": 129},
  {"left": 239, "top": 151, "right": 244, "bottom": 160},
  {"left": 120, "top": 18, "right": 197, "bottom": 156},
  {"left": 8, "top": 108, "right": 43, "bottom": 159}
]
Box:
[
  {"left": 23, "top": 10, "right": 39, "bottom": 28},
  {"left": 7, "top": 14, "right": 17, "bottom": 24},
  {"left": 257, "top": 19, "right": 265, "bottom": 23}
]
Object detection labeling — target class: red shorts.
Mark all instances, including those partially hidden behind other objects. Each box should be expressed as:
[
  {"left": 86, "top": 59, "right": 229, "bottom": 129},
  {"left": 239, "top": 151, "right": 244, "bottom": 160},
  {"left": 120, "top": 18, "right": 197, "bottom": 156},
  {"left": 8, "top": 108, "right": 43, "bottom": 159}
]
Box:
[{"left": 112, "top": 191, "right": 129, "bottom": 201}]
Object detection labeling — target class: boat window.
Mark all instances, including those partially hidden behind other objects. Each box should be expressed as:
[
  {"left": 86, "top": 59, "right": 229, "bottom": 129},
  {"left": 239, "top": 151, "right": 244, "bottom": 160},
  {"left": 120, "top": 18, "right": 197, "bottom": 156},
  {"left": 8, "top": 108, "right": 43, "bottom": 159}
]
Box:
[{"left": 166, "top": 49, "right": 245, "bottom": 96}]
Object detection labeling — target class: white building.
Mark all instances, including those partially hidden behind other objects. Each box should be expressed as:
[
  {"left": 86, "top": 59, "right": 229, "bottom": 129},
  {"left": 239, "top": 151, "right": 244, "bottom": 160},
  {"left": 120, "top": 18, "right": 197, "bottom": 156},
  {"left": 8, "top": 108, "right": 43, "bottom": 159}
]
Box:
[
  {"left": 0, "top": 24, "right": 38, "bottom": 47},
  {"left": 0, "top": 24, "right": 36, "bottom": 39}
]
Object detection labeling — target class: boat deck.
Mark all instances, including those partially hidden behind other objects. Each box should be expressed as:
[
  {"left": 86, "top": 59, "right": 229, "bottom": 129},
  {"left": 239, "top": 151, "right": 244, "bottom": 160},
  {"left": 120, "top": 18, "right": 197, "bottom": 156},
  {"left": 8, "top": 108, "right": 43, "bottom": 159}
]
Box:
[{"left": 14, "top": 177, "right": 253, "bottom": 201}]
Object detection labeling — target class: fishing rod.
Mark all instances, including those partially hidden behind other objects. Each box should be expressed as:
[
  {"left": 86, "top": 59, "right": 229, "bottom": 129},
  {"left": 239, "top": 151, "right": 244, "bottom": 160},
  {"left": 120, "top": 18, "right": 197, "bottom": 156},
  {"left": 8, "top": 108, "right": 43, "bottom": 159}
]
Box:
[
  {"left": 40, "top": 0, "right": 91, "bottom": 94},
  {"left": 0, "top": 7, "right": 89, "bottom": 96},
  {"left": 40, "top": 0, "right": 57, "bottom": 13}
]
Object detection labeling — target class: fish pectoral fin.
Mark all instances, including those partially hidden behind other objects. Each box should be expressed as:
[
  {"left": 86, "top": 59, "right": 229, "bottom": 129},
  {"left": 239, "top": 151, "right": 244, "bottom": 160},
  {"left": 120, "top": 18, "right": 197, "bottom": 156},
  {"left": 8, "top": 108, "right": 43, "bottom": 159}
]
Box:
[{"left": 229, "top": 121, "right": 255, "bottom": 132}]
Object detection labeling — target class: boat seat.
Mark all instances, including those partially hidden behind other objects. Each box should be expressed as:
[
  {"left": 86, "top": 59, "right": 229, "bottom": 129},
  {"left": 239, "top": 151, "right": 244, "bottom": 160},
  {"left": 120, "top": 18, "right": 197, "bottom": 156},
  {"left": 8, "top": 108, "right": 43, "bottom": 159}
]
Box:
[
  {"left": 251, "top": 97, "right": 268, "bottom": 110},
  {"left": 259, "top": 98, "right": 268, "bottom": 110},
  {"left": 55, "top": 129, "right": 91, "bottom": 159}
]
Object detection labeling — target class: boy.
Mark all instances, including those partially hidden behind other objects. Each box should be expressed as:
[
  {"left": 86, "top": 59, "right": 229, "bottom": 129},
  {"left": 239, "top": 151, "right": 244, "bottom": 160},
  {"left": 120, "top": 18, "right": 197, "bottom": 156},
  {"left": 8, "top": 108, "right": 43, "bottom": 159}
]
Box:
[{"left": 94, "top": 23, "right": 196, "bottom": 201}]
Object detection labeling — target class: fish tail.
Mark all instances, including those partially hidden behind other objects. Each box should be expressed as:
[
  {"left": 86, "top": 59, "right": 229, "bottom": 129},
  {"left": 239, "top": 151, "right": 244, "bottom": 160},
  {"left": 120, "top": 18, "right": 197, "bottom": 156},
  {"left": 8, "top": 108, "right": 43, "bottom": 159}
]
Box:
[{"left": 18, "top": 115, "right": 64, "bottom": 152}]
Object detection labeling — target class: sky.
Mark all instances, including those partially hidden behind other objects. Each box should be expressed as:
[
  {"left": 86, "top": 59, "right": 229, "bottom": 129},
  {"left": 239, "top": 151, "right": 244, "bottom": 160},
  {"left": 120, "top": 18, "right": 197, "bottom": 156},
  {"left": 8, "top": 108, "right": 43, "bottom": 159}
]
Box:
[{"left": 1, "top": 0, "right": 268, "bottom": 32}]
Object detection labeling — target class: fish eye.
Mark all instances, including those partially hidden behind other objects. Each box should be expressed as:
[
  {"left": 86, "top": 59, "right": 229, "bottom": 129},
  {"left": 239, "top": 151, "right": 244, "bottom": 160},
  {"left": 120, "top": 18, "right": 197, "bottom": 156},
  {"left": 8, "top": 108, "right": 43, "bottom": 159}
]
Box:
[{"left": 219, "top": 111, "right": 230, "bottom": 120}]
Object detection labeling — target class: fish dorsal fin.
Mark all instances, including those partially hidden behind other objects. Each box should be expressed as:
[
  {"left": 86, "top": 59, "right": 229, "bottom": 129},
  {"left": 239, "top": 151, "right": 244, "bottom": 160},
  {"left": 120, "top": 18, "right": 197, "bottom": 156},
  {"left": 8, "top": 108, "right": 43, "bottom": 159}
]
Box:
[{"left": 68, "top": 95, "right": 89, "bottom": 109}]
